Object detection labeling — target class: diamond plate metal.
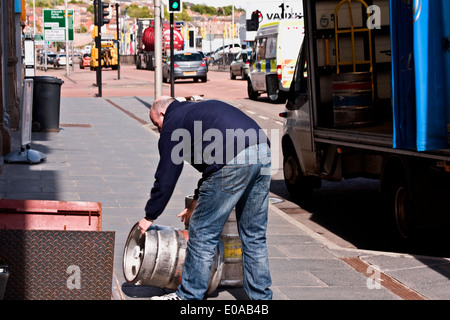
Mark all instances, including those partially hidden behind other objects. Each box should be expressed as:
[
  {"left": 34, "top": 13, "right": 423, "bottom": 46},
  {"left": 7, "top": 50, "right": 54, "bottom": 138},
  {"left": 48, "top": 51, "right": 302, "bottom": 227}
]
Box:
[{"left": 0, "top": 230, "right": 115, "bottom": 300}]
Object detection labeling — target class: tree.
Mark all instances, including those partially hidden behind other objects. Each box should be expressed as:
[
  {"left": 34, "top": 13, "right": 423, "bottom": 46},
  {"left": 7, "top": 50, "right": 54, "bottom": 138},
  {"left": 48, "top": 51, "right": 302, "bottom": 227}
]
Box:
[
  {"left": 190, "top": 4, "right": 217, "bottom": 16},
  {"left": 163, "top": 10, "right": 192, "bottom": 22},
  {"left": 124, "top": 4, "right": 153, "bottom": 19},
  {"left": 79, "top": 24, "right": 88, "bottom": 33}
]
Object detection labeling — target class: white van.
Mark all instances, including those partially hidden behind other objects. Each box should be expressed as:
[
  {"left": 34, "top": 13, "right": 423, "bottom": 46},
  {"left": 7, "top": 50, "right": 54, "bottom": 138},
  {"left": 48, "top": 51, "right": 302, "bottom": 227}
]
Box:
[
  {"left": 210, "top": 43, "right": 241, "bottom": 64},
  {"left": 247, "top": 19, "right": 304, "bottom": 103}
]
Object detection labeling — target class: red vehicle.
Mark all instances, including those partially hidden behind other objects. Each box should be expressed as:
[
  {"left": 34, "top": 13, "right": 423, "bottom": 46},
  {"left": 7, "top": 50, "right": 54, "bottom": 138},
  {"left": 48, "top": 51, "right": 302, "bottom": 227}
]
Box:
[
  {"left": 79, "top": 53, "right": 91, "bottom": 69},
  {"left": 135, "top": 18, "right": 184, "bottom": 70}
]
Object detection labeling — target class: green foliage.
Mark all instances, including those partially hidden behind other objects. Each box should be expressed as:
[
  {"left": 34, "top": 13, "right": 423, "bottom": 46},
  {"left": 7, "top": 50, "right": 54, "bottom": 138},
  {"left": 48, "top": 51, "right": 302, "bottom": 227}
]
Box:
[
  {"left": 189, "top": 4, "right": 217, "bottom": 15},
  {"left": 188, "top": 4, "right": 245, "bottom": 16},
  {"left": 26, "top": 0, "right": 68, "bottom": 9},
  {"left": 124, "top": 4, "right": 153, "bottom": 19},
  {"left": 26, "top": 0, "right": 52, "bottom": 8},
  {"left": 163, "top": 11, "right": 192, "bottom": 22},
  {"left": 78, "top": 24, "right": 88, "bottom": 33}
]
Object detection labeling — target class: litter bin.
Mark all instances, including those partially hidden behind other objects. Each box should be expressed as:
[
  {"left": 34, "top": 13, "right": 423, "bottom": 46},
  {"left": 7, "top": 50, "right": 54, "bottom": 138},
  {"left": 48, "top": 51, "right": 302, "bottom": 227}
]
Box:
[
  {"left": 32, "top": 76, "right": 64, "bottom": 132},
  {"left": 0, "top": 265, "right": 9, "bottom": 300}
]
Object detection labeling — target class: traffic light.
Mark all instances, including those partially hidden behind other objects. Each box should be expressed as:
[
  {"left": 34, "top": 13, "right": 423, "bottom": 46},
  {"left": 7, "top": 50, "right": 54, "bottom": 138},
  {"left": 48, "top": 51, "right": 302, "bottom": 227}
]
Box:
[
  {"left": 247, "top": 10, "right": 261, "bottom": 31},
  {"left": 100, "top": 1, "right": 110, "bottom": 26},
  {"left": 168, "top": 0, "right": 182, "bottom": 13}
]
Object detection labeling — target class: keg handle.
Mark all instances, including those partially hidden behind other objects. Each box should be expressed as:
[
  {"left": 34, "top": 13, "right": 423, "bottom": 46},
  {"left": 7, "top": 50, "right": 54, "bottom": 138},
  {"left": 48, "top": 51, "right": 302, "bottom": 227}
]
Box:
[{"left": 132, "top": 245, "right": 143, "bottom": 259}]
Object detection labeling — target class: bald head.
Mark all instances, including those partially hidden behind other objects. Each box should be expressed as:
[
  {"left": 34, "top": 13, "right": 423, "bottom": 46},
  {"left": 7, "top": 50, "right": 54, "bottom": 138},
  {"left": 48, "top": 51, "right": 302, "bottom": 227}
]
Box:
[
  {"left": 150, "top": 96, "right": 175, "bottom": 133},
  {"left": 152, "top": 96, "right": 175, "bottom": 113}
]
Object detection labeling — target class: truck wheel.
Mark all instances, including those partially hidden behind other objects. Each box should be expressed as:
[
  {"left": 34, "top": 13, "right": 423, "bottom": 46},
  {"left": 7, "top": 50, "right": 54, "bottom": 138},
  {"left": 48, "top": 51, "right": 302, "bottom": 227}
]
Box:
[
  {"left": 283, "top": 146, "right": 319, "bottom": 201},
  {"left": 241, "top": 69, "right": 248, "bottom": 80},
  {"left": 394, "top": 185, "right": 412, "bottom": 239},
  {"left": 381, "top": 160, "right": 416, "bottom": 241},
  {"left": 230, "top": 69, "right": 236, "bottom": 80},
  {"left": 247, "top": 79, "right": 259, "bottom": 100},
  {"left": 267, "top": 90, "right": 287, "bottom": 104},
  {"left": 267, "top": 92, "right": 286, "bottom": 104},
  {"left": 384, "top": 174, "right": 415, "bottom": 241}
]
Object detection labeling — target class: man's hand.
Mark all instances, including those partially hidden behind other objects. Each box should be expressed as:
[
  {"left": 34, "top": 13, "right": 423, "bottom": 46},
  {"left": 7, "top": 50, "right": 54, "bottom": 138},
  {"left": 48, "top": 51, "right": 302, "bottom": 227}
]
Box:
[
  {"left": 138, "top": 218, "right": 153, "bottom": 235},
  {"left": 177, "top": 198, "right": 197, "bottom": 226}
]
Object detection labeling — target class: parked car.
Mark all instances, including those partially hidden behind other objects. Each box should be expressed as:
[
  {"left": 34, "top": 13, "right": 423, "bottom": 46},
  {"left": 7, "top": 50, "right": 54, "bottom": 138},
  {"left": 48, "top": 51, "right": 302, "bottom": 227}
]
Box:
[
  {"left": 79, "top": 53, "right": 91, "bottom": 69},
  {"left": 230, "top": 49, "right": 252, "bottom": 80},
  {"left": 197, "top": 51, "right": 208, "bottom": 71},
  {"left": 162, "top": 51, "right": 207, "bottom": 83},
  {"left": 210, "top": 43, "right": 241, "bottom": 64},
  {"left": 40, "top": 53, "right": 57, "bottom": 66},
  {"left": 54, "top": 54, "right": 72, "bottom": 68},
  {"left": 205, "top": 52, "right": 212, "bottom": 65}
]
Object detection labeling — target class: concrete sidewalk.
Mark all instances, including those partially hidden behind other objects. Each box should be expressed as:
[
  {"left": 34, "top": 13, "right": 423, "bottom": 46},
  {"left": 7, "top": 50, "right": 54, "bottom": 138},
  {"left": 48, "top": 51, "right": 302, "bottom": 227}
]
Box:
[{"left": 2, "top": 95, "right": 450, "bottom": 300}]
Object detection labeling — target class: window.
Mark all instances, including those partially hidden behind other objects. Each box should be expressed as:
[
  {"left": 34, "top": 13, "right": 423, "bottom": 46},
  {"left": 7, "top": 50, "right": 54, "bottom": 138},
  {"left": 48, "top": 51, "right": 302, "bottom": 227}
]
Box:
[
  {"left": 293, "top": 43, "right": 308, "bottom": 94},
  {"left": 265, "top": 36, "right": 277, "bottom": 59},
  {"left": 256, "top": 38, "right": 266, "bottom": 60},
  {"left": 174, "top": 53, "right": 203, "bottom": 62}
]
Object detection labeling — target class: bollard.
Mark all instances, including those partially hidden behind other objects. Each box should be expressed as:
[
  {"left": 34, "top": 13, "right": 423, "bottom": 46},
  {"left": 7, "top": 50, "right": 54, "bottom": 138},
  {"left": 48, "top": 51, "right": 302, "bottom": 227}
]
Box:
[{"left": 123, "top": 223, "right": 223, "bottom": 295}]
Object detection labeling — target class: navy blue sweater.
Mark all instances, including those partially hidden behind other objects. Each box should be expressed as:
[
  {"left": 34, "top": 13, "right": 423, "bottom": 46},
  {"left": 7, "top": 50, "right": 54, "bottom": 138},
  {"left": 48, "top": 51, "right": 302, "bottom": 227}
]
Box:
[{"left": 144, "top": 99, "right": 269, "bottom": 220}]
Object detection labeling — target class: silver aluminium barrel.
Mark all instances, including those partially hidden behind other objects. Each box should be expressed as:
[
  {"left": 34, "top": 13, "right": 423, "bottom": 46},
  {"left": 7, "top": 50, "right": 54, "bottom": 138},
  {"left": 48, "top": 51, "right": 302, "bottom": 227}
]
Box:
[
  {"left": 123, "top": 223, "right": 223, "bottom": 295},
  {"left": 332, "top": 72, "right": 374, "bottom": 128},
  {"left": 219, "top": 209, "right": 243, "bottom": 287}
]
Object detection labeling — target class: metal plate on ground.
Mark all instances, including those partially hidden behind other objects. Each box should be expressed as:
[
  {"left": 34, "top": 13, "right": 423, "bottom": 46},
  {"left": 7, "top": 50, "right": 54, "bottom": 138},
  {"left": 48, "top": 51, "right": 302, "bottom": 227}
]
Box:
[{"left": 0, "top": 230, "right": 115, "bottom": 300}]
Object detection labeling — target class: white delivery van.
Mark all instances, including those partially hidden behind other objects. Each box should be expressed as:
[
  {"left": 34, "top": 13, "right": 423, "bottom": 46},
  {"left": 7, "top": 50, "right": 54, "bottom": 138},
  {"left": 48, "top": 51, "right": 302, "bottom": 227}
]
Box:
[{"left": 247, "top": 18, "right": 304, "bottom": 103}]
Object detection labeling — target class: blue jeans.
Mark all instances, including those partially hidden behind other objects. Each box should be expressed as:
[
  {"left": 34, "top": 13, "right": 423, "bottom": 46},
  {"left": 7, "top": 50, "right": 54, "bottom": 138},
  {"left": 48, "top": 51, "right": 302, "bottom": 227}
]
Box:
[{"left": 177, "top": 143, "right": 272, "bottom": 300}]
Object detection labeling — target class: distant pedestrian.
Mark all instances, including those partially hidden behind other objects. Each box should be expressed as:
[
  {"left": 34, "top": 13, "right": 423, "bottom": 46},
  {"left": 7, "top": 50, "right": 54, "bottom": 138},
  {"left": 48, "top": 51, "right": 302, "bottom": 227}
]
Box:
[{"left": 138, "top": 96, "right": 272, "bottom": 300}]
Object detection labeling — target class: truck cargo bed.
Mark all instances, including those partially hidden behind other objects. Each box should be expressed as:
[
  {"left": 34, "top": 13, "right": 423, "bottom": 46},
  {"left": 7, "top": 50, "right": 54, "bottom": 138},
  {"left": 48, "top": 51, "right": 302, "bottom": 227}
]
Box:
[{"left": 314, "top": 125, "right": 450, "bottom": 162}]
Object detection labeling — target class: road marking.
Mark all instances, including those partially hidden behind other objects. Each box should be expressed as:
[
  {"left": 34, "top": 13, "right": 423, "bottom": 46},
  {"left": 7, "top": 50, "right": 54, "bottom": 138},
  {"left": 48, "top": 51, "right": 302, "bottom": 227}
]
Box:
[
  {"left": 275, "top": 121, "right": 284, "bottom": 125},
  {"left": 246, "top": 110, "right": 256, "bottom": 114},
  {"left": 259, "top": 115, "right": 269, "bottom": 120}
]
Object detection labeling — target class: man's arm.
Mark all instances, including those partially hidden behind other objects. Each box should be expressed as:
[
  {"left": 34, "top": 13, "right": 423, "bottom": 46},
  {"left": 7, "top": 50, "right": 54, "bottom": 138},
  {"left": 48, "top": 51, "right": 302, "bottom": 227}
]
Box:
[{"left": 140, "top": 133, "right": 184, "bottom": 230}]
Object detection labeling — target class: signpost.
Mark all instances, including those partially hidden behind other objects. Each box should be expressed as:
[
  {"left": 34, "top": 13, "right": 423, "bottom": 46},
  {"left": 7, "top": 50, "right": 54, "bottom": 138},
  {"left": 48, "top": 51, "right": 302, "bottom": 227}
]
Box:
[
  {"left": 43, "top": 9, "right": 74, "bottom": 42},
  {"left": 167, "top": 0, "right": 182, "bottom": 98},
  {"left": 43, "top": 8, "right": 73, "bottom": 76}
]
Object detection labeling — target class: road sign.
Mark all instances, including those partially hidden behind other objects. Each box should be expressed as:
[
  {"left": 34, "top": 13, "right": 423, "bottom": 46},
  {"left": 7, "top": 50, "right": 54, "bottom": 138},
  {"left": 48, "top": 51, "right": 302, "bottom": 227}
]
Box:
[
  {"left": 33, "top": 34, "right": 45, "bottom": 46},
  {"left": 43, "top": 9, "right": 74, "bottom": 41}
]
